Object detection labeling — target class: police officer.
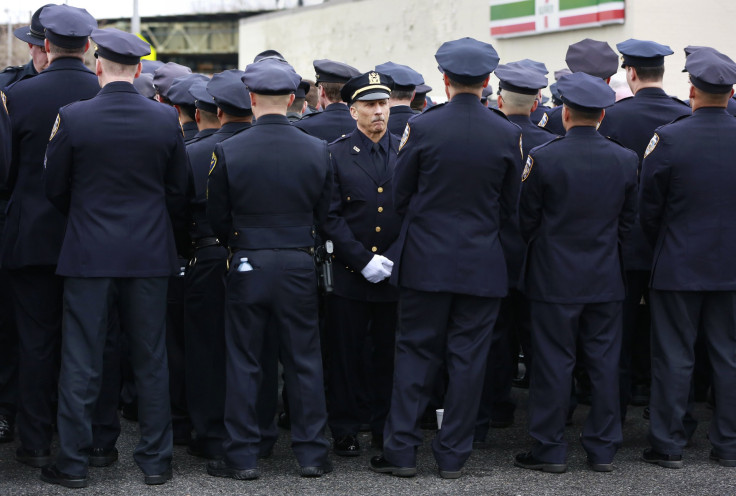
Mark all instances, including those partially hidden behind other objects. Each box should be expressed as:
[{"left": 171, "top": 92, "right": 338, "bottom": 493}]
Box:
[
  {"left": 514, "top": 72, "right": 638, "bottom": 473},
  {"left": 410, "top": 83, "right": 432, "bottom": 112},
  {"left": 206, "top": 57, "right": 333, "bottom": 480},
  {"left": 321, "top": 71, "right": 402, "bottom": 457},
  {"left": 0, "top": 91, "right": 13, "bottom": 444},
  {"left": 152, "top": 62, "right": 197, "bottom": 140},
  {"left": 538, "top": 39, "right": 619, "bottom": 136},
  {"left": 370, "top": 37, "right": 521, "bottom": 479},
  {"left": 474, "top": 61, "right": 556, "bottom": 447},
  {"left": 639, "top": 47, "right": 736, "bottom": 469},
  {"left": 294, "top": 59, "right": 360, "bottom": 141},
  {"left": 597, "top": 39, "right": 691, "bottom": 419},
  {"left": 1, "top": 4, "right": 102, "bottom": 469},
  {"left": 168, "top": 73, "right": 211, "bottom": 138},
  {"left": 40, "top": 27, "right": 188, "bottom": 488},
  {"left": 287, "top": 80, "right": 311, "bottom": 122},
  {"left": 182, "top": 70, "right": 248, "bottom": 461},
  {"left": 0, "top": 5, "right": 50, "bottom": 89},
  {"left": 374, "top": 62, "right": 424, "bottom": 136}
]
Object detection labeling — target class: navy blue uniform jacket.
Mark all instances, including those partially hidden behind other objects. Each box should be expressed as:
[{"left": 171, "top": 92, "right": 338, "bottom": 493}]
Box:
[
  {"left": 597, "top": 88, "right": 691, "bottom": 271},
  {"left": 537, "top": 105, "right": 566, "bottom": 136},
  {"left": 640, "top": 108, "right": 736, "bottom": 291},
  {"left": 387, "top": 105, "right": 416, "bottom": 137},
  {"left": 503, "top": 114, "right": 557, "bottom": 289},
  {"left": 186, "top": 123, "right": 252, "bottom": 241},
  {"left": 208, "top": 114, "right": 332, "bottom": 250},
  {"left": 0, "top": 94, "right": 9, "bottom": 188},
  {"left": 519, "top": 126, "right": 638, "bottom": 303},
  {"left": 294, "top": 102, "right": 356, "bottom": 143},
  {"left": 391, "top": 93, "right": 522, "bottom": 297},
  {"left": 1, "top": 57, "right": 99, "bottom": 269},
  {"left": 44, "top": 81, "right": 189, "bottom": 277},
  {"left": 322, "top": 130, "right": 402, "bottom": 302}
]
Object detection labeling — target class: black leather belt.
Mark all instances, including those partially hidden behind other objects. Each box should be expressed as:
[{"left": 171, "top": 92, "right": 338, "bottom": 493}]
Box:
[{"left": 192, "top": 237, "right": 220, "bottom": 250}]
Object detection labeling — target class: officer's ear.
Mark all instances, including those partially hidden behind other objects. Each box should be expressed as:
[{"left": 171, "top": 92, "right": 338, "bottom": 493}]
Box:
[
  {"left": 133, "top": 62, "right": 142, "bottom": 80},
  {"left": 195, "top": 108, "right": 201, "bottom": 124},
  {"left": 288, "top": 93, "right": 295, "bottom": 108},
  {"left": 530, "top": 99, "right": 539, "bottom": 113}
]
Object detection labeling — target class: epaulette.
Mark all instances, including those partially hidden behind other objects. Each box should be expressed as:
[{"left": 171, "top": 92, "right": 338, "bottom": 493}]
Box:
[
  {"left": 615, "top": 96, "right": 633, "bottom": 104},
  {"left": 604, "top": 135, "right": 627, "bottom": 147},
  {"left": 0, "top": 65, "right": 23, "bottom": 74},
  {"left": 293, "top": 125, "right": 313, "bottom": 136},
  {"left": 529, "top": 135, "right": 564, "bottom": 154},
  {"left": 489, "top": 107, "right": 510, "bottom": 121},
  {"left": 419, "top": 102, "right": 445, "bottom": 115},
  {"left": 670, "top": 96, "right": 690, "bottom": 107},
  {"left": 666, "top": 114, "right": 690, "bottom": 125},
  {"left": 328, "top": 134, "right": 350, "bottom": 145},
  {"left": 298, "top": 111, "right": 320, "bottom": 120}
]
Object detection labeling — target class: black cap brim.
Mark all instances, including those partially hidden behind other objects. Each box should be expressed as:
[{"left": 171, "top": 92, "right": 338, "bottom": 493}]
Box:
[{"left": 13, "top": 25, "right": 45, "bottom": 46}]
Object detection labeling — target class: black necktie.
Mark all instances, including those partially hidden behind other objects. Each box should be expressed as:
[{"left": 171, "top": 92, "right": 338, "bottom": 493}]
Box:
[{"left": 371, "top": 142, "right": 385, "bottom": 177}]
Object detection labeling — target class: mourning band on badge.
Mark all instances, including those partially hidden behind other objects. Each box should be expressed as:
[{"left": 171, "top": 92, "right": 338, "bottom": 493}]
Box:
[
  {"left": 209, "top": 152, "right": 218, "bottom": 175},
  {"left": 644, "top": 133, "right": 659, "bottom": 158},
  {"left": 49, "top": 114, "right": 60, "bottom": 142},
  {"left": 521, "top": 156, "right": 534, "bottom": 182},
  {"left": 538, "top": 113, "right": 548, "bottom": 127},
  {"left": 399, "top": 123, "right": 411, "bottom": 151}
]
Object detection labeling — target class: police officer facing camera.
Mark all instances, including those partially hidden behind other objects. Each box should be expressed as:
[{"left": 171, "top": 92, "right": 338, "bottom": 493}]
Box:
[{"left": 321, "top": 71, "right": 403, "bottom": 457}]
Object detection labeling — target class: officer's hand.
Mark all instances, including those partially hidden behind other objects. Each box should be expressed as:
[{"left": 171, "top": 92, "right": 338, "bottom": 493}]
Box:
[
  {"left": 378, "top": 255, "right": 394, "bottom": 276},
  {"left": 361, "top": 254, "right": 391, "bottom": 283}
]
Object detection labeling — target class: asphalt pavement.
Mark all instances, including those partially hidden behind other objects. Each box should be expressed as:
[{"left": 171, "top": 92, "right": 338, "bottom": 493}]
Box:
[{"left": 2, "top": 389, "right": 734, "bottom": 495}]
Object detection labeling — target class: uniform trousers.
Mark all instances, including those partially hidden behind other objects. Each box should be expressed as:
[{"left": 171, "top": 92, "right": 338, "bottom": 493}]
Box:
[
  {"left": 56, "top": 277, "right": 171, "bottom": 477},
  {"left": 183, "top": 245, "right": 228, "bottom": 455},
  {"left": 326, "top": 295, "right": 396, "bottom": 438},
  {"left": 620, "top": 270, "right": 651, "bottom": 417},
  {"left": 8, "top": 266, "right": 63, "bottom": 450},
  {"left": 0, "top": 198, "right": 17, "bottom": 421},
  {"left": 475, "top": 289, "right": 528, "bottom": 441},
  {"left": 383, "top": 288, "right": 500, "bottom": 471},
  {"left": 166, "top": 258, "right": 190, "bottom": 441},
  {"left": 649, "top": 290, "right": 736, "bottom": 457},
  {"left": 223, "top": 249, "right": 329, "bottom": 470},
  {"left": 528, "top": 300, "right": 622, "bottom": 464}
]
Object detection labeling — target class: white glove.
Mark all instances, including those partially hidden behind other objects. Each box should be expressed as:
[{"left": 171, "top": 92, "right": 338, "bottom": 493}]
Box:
[
  {"left": 361, "top": 254, "right": 391, "bottom": 283},
  {"left": 379, "top": 255, "right": 394, "bottom": 276}
]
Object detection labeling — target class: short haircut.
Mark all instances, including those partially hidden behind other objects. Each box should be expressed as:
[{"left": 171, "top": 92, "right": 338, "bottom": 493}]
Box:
[
  {"left": 391, "top": 89, "right": 413, "bottom": 101},
  {"left": 288, "top": 97, "right": 305, "bottom": 113},
  {"left": 99, "top": 57, "right": 138, "bottom": 77},
  {"left": 499, "top": 89, "right": 536, "bottom": 112},
  {"left": 410, "top": 94, "right": 425, "bottom": 112},
  {"left": 198, "top": 108, "right": 219, "bottom": 125},
  {"left": 48, "top": 42, "right": 85, "bottom": 59},
  {"left": 178, "top": 104, "right": 196, "bottom": 121},
  {"left": 319, "top": 81, "right": 343, "bottom": 103},
  {"left": 447, "top": 78, "right": 485, "bottom": 91},
  {"left": 692, "top": 85, "right": 731, "bottom": 106},
  {"left": 565, "top": 105, "right": 601, "bottom": 122},
  {"left": 256, "top": 93, "right": 292, "bottom": 107},
  {"left": 634, "top": 65, "right": 665, "bottom": 83}
]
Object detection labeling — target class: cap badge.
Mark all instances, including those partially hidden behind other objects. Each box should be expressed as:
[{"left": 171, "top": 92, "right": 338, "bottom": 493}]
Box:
[{"left": 369, "top": 72, "right": 381, "bottom": 85}]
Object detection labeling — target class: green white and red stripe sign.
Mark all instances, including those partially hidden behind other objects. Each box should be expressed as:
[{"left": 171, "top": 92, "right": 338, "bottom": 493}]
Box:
[{"left": 490, "top": 0, "right": 625, "bottom": 38}]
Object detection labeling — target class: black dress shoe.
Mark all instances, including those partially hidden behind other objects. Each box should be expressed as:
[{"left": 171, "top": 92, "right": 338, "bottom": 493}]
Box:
[
  {"left": 641, "top": 448, "right": 683, "bottom": 469},
  {"left": 369, "top": 455, "right": 417, "bottom": 477},
  {"left": 642, "top": 406, "right": 650, "bottom": 420},
  {"left": 16, "top": 447, "right": 52, "bottom": 468},
  {"left": 144, "top": 468, "right": 172, "bottom": 485},
  {"left": 371, "top": 433, "right": 383, "bottom": 450},
  {"left": 89, "top": 447, "right": 118, "bottom": 467},
  {"left": 0, "top": 414, "right": 14, "bottom": 443},
  {"left": 710, "top": 449, "right": 736, "bottom": 467},
  {"left": 277, "top": 411, "right": 291, "bottom": 430},
  {"left": 40, "top": 464, "right": 88, "bottom": 489},
  {"left": 334, "top": 434, "right": 361, "bottom": 457},
  {"left": 513, "top": 452, "right": 567, "bottom": 473},
  {"left": 587, "top": 459, "right": 614, "bottom": 472},
  {"left": 207, "top": 459, "right": 259, "bottom": 480},
  {"left": 120, "top": 402, "right": 138, "bottom": 421},
  {"left": 300, "top": 461, "right": 333, "bottom": 477}
]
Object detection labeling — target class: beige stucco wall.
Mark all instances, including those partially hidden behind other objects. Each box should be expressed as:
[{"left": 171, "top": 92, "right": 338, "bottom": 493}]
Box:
[{"left": 240, "top": 0, "right": 736, "bottom": 100}]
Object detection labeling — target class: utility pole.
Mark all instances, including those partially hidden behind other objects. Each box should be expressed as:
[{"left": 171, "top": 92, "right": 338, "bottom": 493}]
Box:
[{"left": 132, "top": 0, "right": 140, "bottom": 34}]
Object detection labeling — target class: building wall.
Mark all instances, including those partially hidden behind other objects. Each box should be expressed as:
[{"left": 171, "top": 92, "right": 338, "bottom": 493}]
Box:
[{"left": 240, "top": 0, "right": 736, "bottom": 100}]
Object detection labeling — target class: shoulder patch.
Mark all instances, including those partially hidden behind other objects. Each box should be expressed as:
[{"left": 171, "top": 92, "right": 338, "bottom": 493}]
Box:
[
  {"left": 670, "top": 96, "right": 691, "bottom": 107},
  {"left": 521, "top": 156, "right": 534, "bottom": 182},
  {"left": 49, "top": 114, "right": 60, "bottom": 142},
  {"left": 643, "top": 133, "right": 659, "bottom": 158},
  {"left": 208, "top": 152, "right": 217, "bottom": 175},
  {"left": 1, "top": 91, "right": 6, "bottom": 114},
  {"left": 538, "top": 113, "right": 548, "bottom": 127},
  {"left": 399, "top": 123, "right": 410, "bottom": 151}
]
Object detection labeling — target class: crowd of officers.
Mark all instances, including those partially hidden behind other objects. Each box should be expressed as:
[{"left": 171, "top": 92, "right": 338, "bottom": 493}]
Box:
[{"left": 1, "top": 2, "right": 736, "bottom": 490}]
